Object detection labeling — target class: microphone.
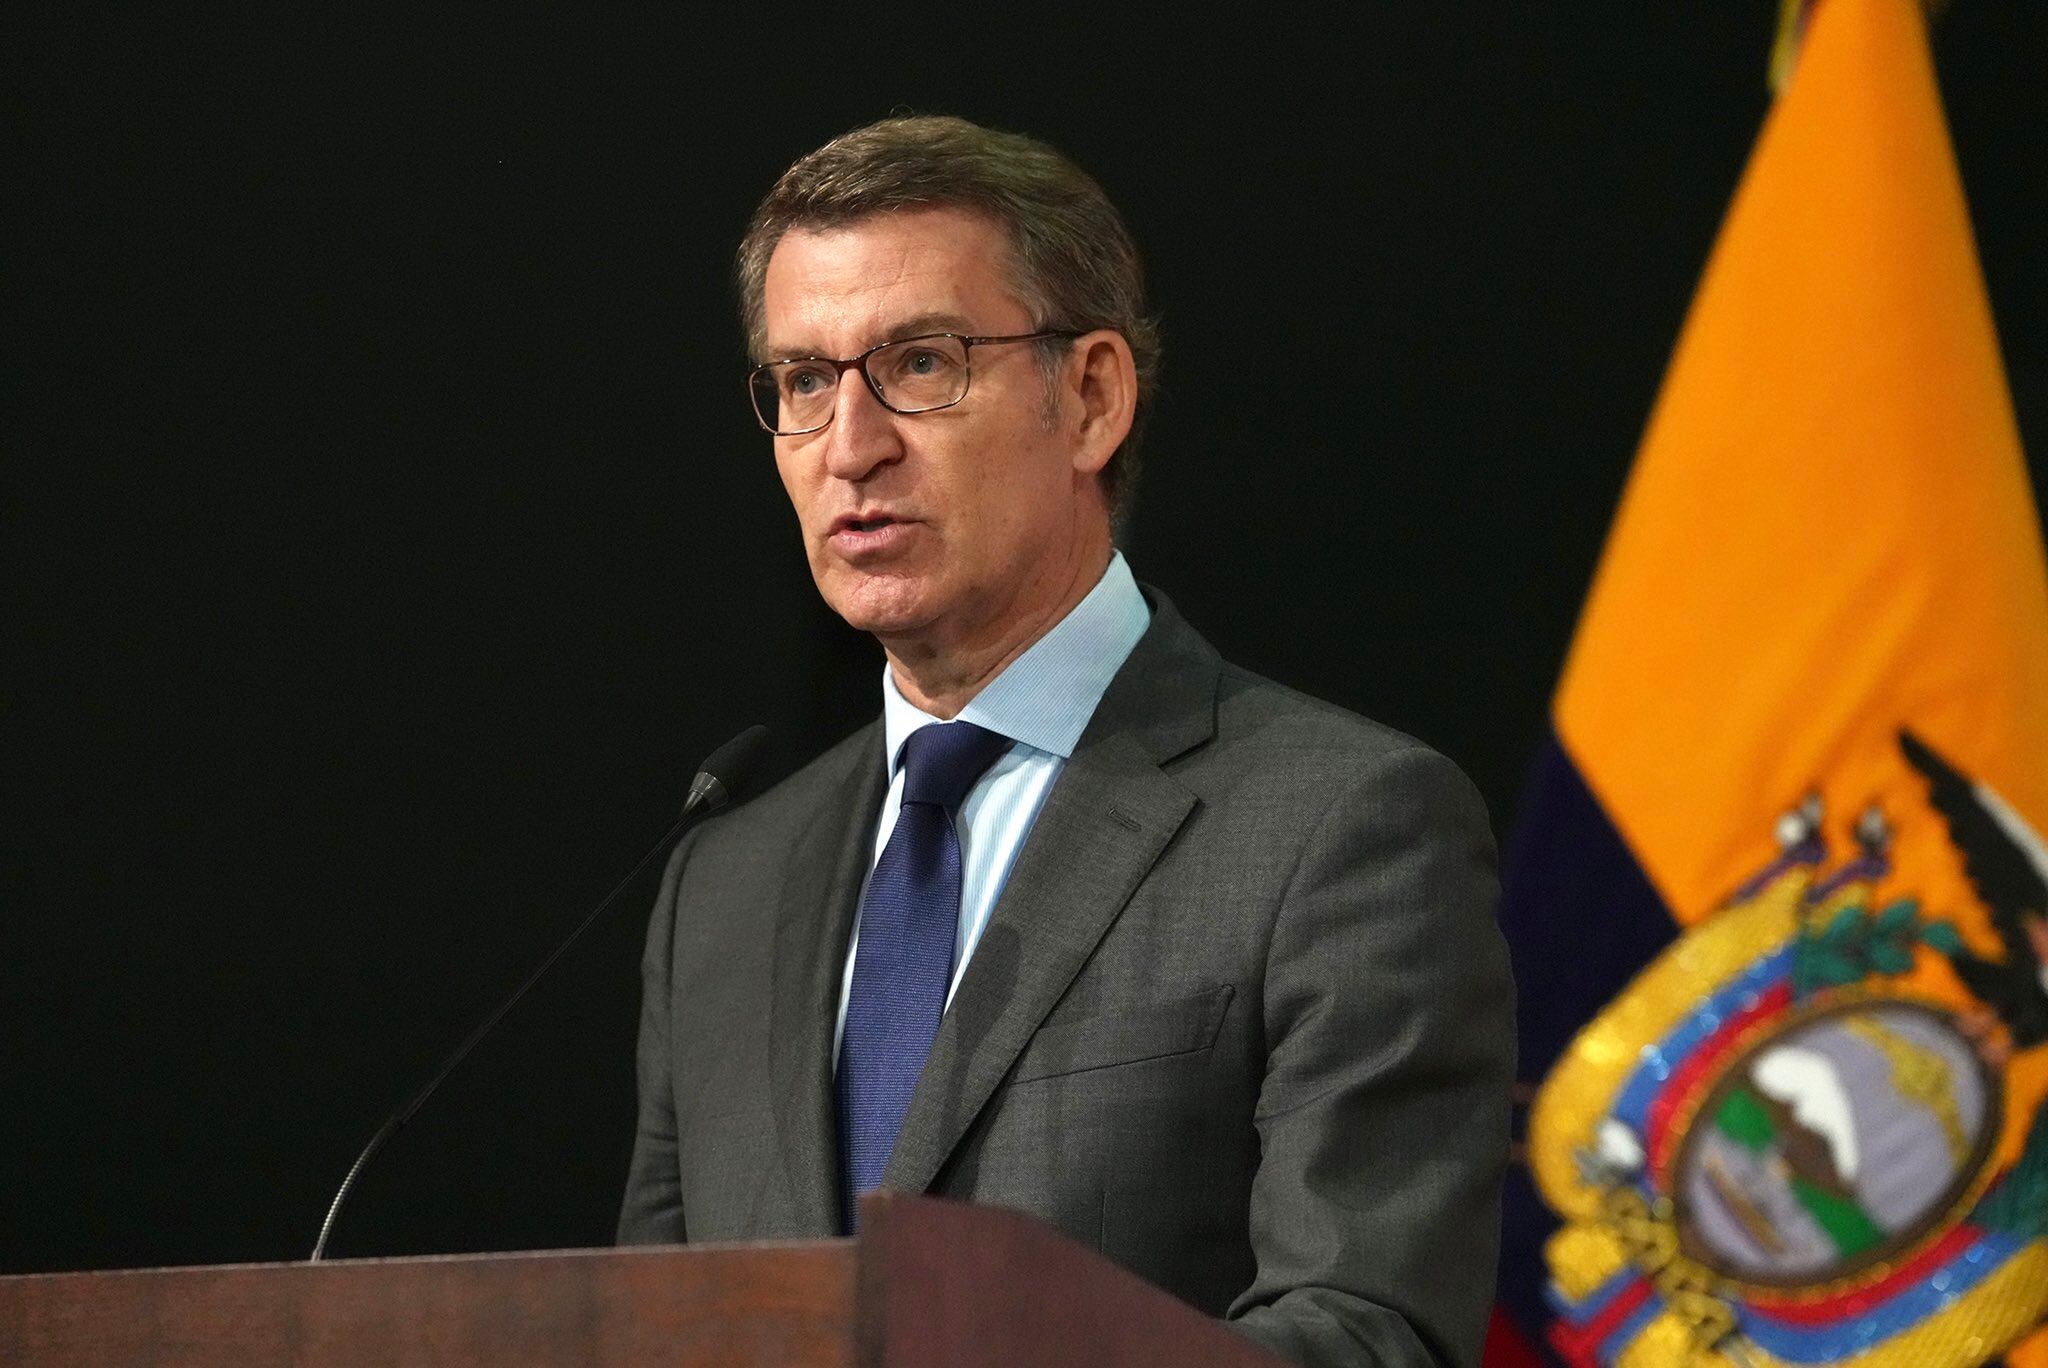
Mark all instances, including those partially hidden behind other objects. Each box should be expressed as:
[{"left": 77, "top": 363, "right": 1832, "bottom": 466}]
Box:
[{"left": 308, "top": 724, "right": 771, "bottom": 1262}]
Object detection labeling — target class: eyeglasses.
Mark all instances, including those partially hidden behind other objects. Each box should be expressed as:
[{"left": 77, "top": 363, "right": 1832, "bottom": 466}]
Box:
[{"left": 747, "top": 330, "right": 1080, "bottom": 436}]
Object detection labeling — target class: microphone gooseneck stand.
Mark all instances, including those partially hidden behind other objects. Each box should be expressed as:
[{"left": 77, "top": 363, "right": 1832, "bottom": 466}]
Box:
[{"left": 308, "top": 724, "right": 770, "bottom": 1262}]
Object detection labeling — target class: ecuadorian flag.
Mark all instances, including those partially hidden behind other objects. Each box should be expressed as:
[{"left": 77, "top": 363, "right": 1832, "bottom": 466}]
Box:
[{"left": 1497, "top": 2, "right": 2048, "bottom": 1365}]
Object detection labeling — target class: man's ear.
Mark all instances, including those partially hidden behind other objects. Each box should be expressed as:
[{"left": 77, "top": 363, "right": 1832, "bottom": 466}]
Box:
[{"left": 1067, "top": 331, "right": 1137, "bottom": 479}]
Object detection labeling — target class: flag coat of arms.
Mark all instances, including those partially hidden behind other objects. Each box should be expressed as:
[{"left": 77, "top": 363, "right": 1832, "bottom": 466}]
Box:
[{"left": 1500, "top": 1, "right": 2048, "bottom": 1364}]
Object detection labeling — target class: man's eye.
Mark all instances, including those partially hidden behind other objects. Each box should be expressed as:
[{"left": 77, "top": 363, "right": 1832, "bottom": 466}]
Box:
[
  {"left": 785, "top": 366, "right": 832, "bottom": 396},
  {"left": 902, "top": 349, "right": 943, "bottom": 375}
]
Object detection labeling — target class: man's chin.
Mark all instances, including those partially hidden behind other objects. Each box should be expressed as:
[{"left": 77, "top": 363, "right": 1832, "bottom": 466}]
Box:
[{"left": 819, "top": 572, "right": 941, "bottom": 639}]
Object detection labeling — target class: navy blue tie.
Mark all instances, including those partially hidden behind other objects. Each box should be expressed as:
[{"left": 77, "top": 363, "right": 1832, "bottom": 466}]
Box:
[{"left": 836, "top": 720, "right": 1014, "bottom": 1227}]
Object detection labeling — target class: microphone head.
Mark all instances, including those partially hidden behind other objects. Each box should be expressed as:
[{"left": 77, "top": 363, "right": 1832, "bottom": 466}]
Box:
[{"left": 685, "top": 724, "right": 771, "bottom": 816}]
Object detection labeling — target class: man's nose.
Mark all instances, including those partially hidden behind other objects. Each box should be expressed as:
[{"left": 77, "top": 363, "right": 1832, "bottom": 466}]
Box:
[{"left": 820, "top": 373, "right": 903, "bottom": 482}]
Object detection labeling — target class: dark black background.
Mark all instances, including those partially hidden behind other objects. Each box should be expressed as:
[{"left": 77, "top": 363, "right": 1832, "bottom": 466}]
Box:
[{"left": 7, "top": 4, "right": 2044, "bottom": 1274}]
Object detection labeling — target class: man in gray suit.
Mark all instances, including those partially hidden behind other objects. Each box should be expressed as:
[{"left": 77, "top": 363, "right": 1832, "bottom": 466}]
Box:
[{"left": 618, "top": 115, "right": 1514, "bottom": 1368}]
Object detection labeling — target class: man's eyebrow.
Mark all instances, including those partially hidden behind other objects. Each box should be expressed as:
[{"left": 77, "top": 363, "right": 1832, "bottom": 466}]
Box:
[
  {"left": 881, "top": 311, "right": 977, "bottom": 341},
  {"left": 759, "top": 311, "right": 980, "bottom": 363}
]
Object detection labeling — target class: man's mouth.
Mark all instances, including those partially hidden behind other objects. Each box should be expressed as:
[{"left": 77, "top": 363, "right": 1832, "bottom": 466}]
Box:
[
  {"left": 826, "top": 513, "right": 921, "bottom": 560},
  {"left": 830, "top": 511, "right": 908, "bottom": 536}
]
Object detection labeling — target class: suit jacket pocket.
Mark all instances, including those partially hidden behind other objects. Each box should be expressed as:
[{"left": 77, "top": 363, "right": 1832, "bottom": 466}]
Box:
[{"left": 1007, "top": 984, "right": 1235, "bottom": 1085}]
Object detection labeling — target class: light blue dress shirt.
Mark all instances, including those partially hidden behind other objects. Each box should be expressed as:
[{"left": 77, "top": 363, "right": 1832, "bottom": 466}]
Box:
[{"left": 832, "top": 552, "right": 1152, "bottom": 1058}]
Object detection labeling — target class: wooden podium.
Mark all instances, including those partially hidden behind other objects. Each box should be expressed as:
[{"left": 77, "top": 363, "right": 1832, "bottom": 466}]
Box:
[{"left": 0, "top": 1192, "right": 1287, "bottom": 1367}]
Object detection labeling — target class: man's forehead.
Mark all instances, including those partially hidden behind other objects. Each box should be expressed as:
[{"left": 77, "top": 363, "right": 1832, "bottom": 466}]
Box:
[{"left": 760, "top": 208, "right": 1027, "bottom": 358}]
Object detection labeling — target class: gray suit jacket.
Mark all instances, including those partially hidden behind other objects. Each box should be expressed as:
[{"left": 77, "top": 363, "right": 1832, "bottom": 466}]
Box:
[{"left": 618, "top": 590, "right": 1514, "bottom": 1368}]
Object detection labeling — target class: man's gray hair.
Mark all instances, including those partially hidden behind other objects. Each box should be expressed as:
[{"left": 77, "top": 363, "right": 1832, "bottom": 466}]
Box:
[{"left": 736, "top": 115, "right": 1161, "bottom": 526}]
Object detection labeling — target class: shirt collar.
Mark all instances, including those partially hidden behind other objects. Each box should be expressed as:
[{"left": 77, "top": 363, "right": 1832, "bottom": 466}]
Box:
[{"left": 881, "top": 551, "right": 1152, "bottom": 774}]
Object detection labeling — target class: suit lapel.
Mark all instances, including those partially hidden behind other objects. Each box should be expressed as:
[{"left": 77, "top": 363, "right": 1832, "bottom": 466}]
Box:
[
  {"left": 882, "top": 591, "right": 1219, "bottom": 1194},
  {"left": 767, "top": 723, "right": 887, "bottom": 1234}
]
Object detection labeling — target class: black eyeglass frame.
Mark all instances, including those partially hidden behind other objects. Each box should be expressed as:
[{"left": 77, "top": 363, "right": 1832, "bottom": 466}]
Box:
[{"left": 746, "top": 330, "right": 1082, "bottom": 436}]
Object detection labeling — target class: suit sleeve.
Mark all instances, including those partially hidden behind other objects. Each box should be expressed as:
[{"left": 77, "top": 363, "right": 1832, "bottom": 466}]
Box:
[
  {"left": 1228, "top": 745, "right": 1515, "bottom": 1368},
  {"left": 614, "top": 829, "right": 703, "bottom": 1245}
]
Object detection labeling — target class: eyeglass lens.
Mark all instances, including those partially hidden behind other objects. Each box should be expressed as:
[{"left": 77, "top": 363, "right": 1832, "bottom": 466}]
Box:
[{"left": 751, "top": 335, "right": 972, "bottom": 434}]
